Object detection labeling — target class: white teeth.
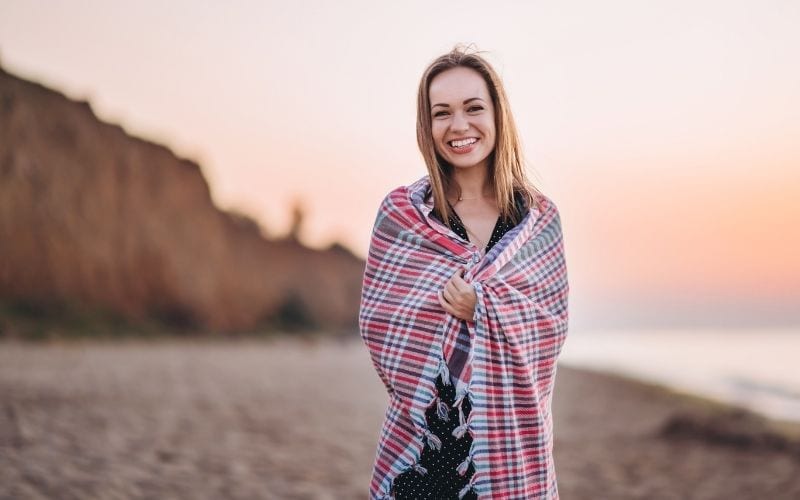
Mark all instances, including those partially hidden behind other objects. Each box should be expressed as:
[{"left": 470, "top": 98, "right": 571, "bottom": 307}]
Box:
[{"left": 450, "top": 138, "right": 477, "bottom": 148}]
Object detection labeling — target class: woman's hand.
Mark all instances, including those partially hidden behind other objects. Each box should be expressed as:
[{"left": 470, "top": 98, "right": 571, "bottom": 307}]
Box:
[{"left": 438, "top": 268, "right": 477, "bottom": 321}]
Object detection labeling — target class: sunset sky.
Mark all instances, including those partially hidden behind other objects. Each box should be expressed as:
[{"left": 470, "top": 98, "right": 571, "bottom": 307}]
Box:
[{"left": 1, "top": 0, "right": 798, "bottom": 328}]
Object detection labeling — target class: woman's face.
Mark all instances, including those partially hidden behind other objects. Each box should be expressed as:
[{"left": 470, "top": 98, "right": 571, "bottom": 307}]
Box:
[{"left": 429, "top": 66, "right": 496, "bottom": 172}]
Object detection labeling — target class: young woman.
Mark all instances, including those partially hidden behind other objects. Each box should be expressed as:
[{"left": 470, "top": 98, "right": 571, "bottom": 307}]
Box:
[{"left": 359, "top": 46, "right": 570, "bottom": 499}]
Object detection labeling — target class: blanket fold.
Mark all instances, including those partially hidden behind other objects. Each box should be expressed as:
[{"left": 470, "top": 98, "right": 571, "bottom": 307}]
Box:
[{"left": 359, "top": 175, "right": 569, "bottom": 499}]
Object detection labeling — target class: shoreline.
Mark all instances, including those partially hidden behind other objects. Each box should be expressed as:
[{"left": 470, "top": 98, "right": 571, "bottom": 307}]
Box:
[
  {"left": 557, "top": 361, "right": 800, "bottom": 439},
  {"left": 558, "top": 327, "right": 800, "bottom": 427}
]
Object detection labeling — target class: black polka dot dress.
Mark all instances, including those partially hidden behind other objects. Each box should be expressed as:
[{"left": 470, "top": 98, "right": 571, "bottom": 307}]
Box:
[{"left": 391, "top": 193, "right": 524, "bottom": 500}]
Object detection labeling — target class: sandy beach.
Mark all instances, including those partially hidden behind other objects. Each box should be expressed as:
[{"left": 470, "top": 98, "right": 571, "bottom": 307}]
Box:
[{"left": 1, "top": 335, "right": 798, "bottom": 500}]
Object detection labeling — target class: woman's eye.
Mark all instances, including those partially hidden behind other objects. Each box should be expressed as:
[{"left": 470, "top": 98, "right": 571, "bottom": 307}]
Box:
[
  {"left": 468, "top": 106, "right": 483, "bottom": 112},
  {"left": 434, "top": 111, "right": 449, "bottom": 117}
]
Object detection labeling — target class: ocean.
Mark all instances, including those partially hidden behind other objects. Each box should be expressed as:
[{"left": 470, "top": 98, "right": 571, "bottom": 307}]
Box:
[{"left": 558, "top": 327, "right": 800, "bottom": 422}]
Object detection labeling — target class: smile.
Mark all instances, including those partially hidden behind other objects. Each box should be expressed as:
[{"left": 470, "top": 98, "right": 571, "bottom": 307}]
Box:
[{"left": 448, "top": 137, "right": 478, "bottom": 148}]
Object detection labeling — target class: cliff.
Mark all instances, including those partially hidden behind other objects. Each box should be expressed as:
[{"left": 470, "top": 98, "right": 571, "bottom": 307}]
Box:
[{"left": 0, "top": 65, "right": 364, "bottom": 334}]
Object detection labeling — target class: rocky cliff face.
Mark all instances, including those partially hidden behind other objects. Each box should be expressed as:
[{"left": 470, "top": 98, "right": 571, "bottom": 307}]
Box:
[{"left": 0, "top": 66, "right": 364, "bottom": 333}]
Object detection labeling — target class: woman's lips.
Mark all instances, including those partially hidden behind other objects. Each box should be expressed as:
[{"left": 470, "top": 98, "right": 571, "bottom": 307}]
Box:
[{"left": 448, "top": 138, "right": 479, "bottom": 155}]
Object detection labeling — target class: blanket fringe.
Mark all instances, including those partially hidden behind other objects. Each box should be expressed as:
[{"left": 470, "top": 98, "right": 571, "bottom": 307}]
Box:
[
  {"left": 458, "top": 473, "right": 478, "bottom": 499},
  {"left": 379, "top": 477, "right": 396, "bottom": 500},
  {"left": 453, "top": 385, "right": 470, "bottom": 409},
  {"left": 435, "top": 396, "right": 450, "bottom": 422},
  {"left": 438, "top": 357, "right": 451, "bottom": 386},
  {"left": 452, "top": 421, "right": 470, "bottom": 439},
  {"left": 452, "top": 384, "right": 472, "bottom": 439},
  {"left": 456, "top": 452, "right": 474, "bottom": 476},
  {"left": 411, "top": 463, "right": 428, "bottom": 476},
  {"left": 422, "top": 427, "right": 442, "bottom": 451}
]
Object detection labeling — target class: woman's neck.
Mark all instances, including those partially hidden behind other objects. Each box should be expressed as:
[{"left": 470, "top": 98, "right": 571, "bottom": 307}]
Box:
[{"left": 449, "top": 164, "right": 492, "bottom": 201}]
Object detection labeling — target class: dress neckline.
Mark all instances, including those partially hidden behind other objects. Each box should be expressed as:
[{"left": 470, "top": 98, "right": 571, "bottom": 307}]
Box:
[{"left": 424, "top": 186, "right": 526, "bottom": 252}]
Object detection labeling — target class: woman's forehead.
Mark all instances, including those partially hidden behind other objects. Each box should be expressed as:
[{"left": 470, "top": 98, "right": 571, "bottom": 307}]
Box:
[{"left": 429, "top": 67, "right": 490, "bottom": 104}]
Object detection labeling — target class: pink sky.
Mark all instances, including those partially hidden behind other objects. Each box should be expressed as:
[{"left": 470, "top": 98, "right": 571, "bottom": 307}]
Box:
[{"left": 1, "top": 1, "right": 798, "bottom": 328}]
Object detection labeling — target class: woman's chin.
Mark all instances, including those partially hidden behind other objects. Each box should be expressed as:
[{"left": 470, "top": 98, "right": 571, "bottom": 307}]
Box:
[{"left": 447, "top": 156, "right": 490, "bottom": 170}]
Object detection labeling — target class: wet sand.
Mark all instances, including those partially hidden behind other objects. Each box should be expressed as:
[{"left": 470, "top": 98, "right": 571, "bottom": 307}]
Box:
[{"left": 1, "top": 336, "right": 798, "bottom": 499}]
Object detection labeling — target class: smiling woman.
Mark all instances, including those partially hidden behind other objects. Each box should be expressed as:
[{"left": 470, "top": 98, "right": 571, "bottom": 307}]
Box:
[
  {"left": 359, "top": 45, "right": 570, "bottom": 499},
  {"left": 429, "top": 67, "right": 497, "bottom": 174}
]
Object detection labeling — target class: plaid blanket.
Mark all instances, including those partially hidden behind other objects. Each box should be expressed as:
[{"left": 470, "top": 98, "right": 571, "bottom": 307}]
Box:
[{"left": 359, "top": 175, "right": 570, "bottom": 499}]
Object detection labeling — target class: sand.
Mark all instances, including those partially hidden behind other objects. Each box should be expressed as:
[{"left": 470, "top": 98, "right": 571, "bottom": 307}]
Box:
[{"left": 1, "top": 335, "right": 798, "bottom": 500}]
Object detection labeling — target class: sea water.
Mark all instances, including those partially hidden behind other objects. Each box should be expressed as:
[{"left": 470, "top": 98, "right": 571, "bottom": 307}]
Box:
[{"left": 558, "top": 327, "right": 800, "bottom": 422}]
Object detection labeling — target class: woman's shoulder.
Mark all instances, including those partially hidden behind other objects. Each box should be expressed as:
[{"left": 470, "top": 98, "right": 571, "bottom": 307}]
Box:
[
  {"left": 535, "top": 191, "right": 560, "bottom": 217},
  {"left": 510, "top": 188, "right": 563, "bottom": 233},
  {"left": 378, "top": 185, "right": 409, "bottom": 211},
  {"left": 516, "top": 186, "right": 559, "bottom": 215},
  {"left": 529, "top": 192, "right": 564, "bottom": 237},
  {"left": 372, "top": 176, "right": 429, "bottom": 219},
  {"left": 378, "top": 175, "right": 430, "bottom": 206}
]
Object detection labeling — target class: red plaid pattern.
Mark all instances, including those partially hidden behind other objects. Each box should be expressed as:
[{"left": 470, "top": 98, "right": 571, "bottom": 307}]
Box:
[{"left": 360, "top": 175, "right": 569, "bottom": 499}]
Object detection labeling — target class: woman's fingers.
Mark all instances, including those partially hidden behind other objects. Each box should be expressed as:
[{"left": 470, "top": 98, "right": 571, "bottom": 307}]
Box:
[
  {"left": 446, "top": 277, "right": 470, "bottom": 304},
  {"left": 446, "top": 273, "right": 476, "bottom": 305},
  {"left": 440, "top": 269, "right": 478, "bottom": 321},
  {"left": 445, "top": 276, "right": 462, "bottom": 299},
  {"left": 439, "top": 289, "right": 470, "bottom": 320},
  {"left": 451, "top": 269, "right": 471, "bottom": 290},
  {"left": 438, "top": 290, "right": 457, "bottom": 315},
  {"left": 443, "top": 283, "right": 460, "bottom": 306}
]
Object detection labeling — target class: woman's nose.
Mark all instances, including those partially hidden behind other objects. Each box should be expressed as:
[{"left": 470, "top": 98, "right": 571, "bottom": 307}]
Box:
[{"left": 451, "top": 112, "right": 469, "bottom": 132}]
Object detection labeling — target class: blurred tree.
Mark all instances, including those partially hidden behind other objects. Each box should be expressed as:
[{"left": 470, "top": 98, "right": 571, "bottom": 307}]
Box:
[{"left": 288, "top": 197, "right": 306, "bottom": 241}]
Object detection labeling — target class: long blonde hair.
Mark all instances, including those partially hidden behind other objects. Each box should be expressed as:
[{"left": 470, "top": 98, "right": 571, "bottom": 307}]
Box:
[{"left": 416, "top": 45, "right": 543, "bottom": 227}]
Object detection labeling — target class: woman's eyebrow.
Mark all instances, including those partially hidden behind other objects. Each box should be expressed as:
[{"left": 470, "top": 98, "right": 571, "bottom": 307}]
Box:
[{"left": 431, "top": 97, "right": 485, "bottom": 109}]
